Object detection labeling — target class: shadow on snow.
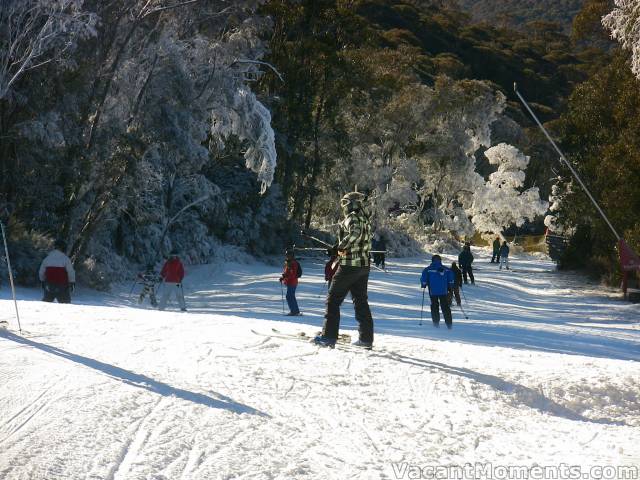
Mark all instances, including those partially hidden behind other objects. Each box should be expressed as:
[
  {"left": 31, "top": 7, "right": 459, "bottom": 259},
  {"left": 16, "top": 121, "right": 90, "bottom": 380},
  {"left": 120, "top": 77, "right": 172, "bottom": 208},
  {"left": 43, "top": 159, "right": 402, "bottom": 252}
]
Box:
[{"left": 0, "top": 330, "right": 268, "bottom": 418}]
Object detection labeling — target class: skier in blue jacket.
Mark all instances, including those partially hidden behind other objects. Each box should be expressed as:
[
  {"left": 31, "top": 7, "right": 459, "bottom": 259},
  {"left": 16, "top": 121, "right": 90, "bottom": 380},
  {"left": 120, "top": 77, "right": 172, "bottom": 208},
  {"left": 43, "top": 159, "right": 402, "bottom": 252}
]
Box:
[{"left": 420, "top": 255, "right": 455, "bottom": 329}]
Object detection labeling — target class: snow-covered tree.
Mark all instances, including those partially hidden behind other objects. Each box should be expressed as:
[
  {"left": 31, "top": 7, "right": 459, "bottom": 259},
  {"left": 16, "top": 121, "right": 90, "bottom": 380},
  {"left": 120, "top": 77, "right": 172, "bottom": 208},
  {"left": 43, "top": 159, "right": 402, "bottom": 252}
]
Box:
[
  {"left": 603, "top": 0, "right": 640, "bottom": 79},
  {"left": 61, "top": 1, "right": 278, "bottom": 274},
  {"left": 471, "top": 143, "right": 548, "bottom": 234},
  {"left": 414, "top": 77, "right": 506, "bottom": 237},
  {"left": 0, "top": 0, "right": 96, "bottom": 100},
  {"left": 544, "top": 181, "right": 576, "bottom": 235}
]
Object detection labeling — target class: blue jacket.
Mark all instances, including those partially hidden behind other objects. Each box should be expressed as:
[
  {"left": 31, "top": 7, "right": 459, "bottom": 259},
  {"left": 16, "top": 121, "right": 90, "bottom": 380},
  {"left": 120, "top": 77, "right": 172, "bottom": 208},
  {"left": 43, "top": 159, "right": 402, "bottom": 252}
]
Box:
[
  {"left": 499, "top": 244, "right": 510, "bottom": 257},
  {"left": 420, "top": 260, "right": 454, "bottom": 296}
]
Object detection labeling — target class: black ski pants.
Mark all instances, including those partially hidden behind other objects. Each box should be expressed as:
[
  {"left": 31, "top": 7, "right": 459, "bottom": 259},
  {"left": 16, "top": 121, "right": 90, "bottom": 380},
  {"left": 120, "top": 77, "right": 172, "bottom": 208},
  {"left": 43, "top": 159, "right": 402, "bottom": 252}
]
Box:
[
  {"left": 322, "top": 265, "right": 373, "bottom": 343},
  {"left": 42, "top": 283, "right": 71, "bottom": 304},
  {"left": 430, "top": 295, "right": 452, "bottom": 328},
  {"left": 447, "top": 286, "right": 461, "bottom": 307},
  {"left": 461, "top": 265, "right": 475, "bottom": 284}
]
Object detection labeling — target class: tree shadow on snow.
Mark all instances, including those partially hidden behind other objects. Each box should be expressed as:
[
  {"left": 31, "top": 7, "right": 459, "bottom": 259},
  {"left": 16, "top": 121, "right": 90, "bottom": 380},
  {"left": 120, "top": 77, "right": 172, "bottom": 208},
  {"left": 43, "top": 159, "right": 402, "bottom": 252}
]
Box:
[
  {"left": 0, "top": 330, "right": 268, "bottom": 418},
  {"left": 374, "top": 350, "right": 629, "bottom": 427}
]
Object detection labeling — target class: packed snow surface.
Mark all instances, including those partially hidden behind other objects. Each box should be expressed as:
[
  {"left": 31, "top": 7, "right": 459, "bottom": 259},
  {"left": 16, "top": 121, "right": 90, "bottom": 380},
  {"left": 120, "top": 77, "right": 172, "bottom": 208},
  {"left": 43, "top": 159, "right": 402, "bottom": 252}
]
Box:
[{"left": 1, "top": 252, "right": 639, "bottom": 480}]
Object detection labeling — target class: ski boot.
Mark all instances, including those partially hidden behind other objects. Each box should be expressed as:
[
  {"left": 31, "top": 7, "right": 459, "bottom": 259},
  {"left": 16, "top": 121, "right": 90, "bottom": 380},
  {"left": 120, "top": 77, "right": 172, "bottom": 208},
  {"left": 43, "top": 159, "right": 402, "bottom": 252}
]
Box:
[
  {"left": 312, "top": 335, "right": 336, "bottom": 348},
  {"left": 352, "top": 339, "right": 373, "bottom": 350}
]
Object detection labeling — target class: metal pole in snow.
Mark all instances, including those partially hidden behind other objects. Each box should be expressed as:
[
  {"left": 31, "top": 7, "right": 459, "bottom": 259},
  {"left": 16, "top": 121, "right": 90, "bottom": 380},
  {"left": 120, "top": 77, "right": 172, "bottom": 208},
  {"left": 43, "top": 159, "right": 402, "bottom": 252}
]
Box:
[
  {"left": 0, "top": 221, "right": 22, "bottom": 333},
  {"left": 514, "top": 83, "right": 621, "bottom": 241}
]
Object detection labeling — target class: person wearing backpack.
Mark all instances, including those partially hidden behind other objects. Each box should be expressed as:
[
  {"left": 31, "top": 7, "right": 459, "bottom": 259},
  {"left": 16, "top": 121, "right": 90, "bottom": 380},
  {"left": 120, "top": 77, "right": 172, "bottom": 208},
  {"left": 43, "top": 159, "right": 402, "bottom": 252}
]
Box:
[{"left": 279, "top": 249, "right": 301, "bottom": 316}]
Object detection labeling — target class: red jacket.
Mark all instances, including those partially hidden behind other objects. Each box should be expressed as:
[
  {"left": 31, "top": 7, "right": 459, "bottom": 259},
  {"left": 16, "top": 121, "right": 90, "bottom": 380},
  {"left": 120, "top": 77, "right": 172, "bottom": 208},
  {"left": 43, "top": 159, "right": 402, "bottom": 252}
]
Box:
[
  {"left": 281, "top": 260, "right": 299, "bottom": 287},
  {"left": 325, "top": 257, "right": 339, "bottom": 281},
  {"left": 161, "top": 258, "right": 185, "bottom": 283}
]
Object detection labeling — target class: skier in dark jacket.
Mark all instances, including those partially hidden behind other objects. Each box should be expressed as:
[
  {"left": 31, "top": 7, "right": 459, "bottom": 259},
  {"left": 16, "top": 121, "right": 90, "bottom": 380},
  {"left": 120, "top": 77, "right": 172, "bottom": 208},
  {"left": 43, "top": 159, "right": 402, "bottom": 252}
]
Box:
[
  {"left": 421, "top": 255, "right": 455, "bottom": 328},
  {"left": 491, "top": 237, "right": 501, "bottom": 263},
  {"left": 314, "top": 191, "right": 373, "bottom": 349},
  {"left": 458, "top": 243, "right": 475, "bottom": 285},
  {"left": 499, "top": 241, "right": 510, "bottom": 270},
  {"left": 448, "top": 262, "right": 462, "bottom": 307},
  {"left": 371, "top": 234, "right": 386, "bottom": 270}
]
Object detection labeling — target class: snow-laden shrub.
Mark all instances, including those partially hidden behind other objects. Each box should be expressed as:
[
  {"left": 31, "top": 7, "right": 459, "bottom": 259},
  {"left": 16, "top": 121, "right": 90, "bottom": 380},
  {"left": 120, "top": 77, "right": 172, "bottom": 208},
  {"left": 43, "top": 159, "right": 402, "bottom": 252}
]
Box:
[
  {"left": 544, "top": 181, "right": 576, "bottom": 236},
  {"left": 2, "top": 221, "right": 51, "bottom": 286},
  {"left": 76, "top": 236, "right": 132, "bottom": 290}
]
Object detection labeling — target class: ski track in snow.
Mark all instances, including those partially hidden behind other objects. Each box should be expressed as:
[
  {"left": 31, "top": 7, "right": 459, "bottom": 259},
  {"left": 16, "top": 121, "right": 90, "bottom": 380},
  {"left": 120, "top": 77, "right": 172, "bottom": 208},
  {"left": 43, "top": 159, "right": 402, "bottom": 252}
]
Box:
[{"left": 0, "top": 251, "right": 639, "bottom": 479}]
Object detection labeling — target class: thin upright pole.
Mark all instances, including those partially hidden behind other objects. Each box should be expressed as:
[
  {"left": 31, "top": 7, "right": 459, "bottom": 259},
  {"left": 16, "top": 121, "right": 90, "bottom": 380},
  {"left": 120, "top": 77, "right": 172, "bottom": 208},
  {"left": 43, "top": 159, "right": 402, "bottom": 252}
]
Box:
[
  {"left": 280, "top": 282, "right": 285, "bottom": 314},
  {"left": 0, "top": 221, "right": 22, "bottom": 333},
  {"left": 419, "top": 288, "right": 426, "bottom": 326},
  {"left": 514, "top": 84, "right": 621, "bottom": 241}
]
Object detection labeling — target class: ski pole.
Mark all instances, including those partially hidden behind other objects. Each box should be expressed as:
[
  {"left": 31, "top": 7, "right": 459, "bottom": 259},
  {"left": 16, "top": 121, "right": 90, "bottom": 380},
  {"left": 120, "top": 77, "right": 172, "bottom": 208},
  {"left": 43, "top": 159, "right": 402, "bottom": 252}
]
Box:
[
  {"left": 300, "top": 230, "right": 333, "bottom": 248},
  {"left": 461, "top": 286, "right": 469, "bottom": 305},
  {"left": 0, "top": 220, "right": 21, "bottom": 333},
  {"left": 129, "top": 280, "right": 139, "bottom": 297},
  {"left": 419, "top": 288, "right": 426, "bottom": 326},
  {"left": 318, "top": 281, "right": 327, "bottom": 298},
  {"left": 458, "top": 303, "right": 469, "bottom": 320},
  {"left": 280, "top": 281, "right": 285, "bottom": 314}
]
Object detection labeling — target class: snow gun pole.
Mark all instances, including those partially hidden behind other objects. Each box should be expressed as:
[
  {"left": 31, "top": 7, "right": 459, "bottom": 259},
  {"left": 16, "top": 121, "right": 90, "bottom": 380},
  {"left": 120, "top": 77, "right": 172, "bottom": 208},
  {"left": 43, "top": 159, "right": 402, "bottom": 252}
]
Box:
[
  {"left": 0, "top": 220, "right": 22, "bottom": 333},
  {"left": 419, "top": 288, "right": 426, "bottom": 326},
  {"left": 514, "top": 83, "right": 621, "bottom": 241}
]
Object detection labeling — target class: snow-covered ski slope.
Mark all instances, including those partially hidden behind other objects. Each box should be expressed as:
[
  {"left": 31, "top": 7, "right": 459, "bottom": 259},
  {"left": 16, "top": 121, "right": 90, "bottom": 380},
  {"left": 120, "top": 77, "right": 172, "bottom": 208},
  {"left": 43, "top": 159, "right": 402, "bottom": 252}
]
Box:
[{"left": 1, "top": 251, "right": 639, "bottom": 480}]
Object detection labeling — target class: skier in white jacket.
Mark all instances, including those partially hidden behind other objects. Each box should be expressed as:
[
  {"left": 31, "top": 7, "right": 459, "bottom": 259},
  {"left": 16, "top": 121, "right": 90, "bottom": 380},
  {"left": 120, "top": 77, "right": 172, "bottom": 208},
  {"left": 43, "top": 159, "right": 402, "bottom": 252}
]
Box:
[{"left": 38, "top": 240, "right": 76, "bottom": 303}]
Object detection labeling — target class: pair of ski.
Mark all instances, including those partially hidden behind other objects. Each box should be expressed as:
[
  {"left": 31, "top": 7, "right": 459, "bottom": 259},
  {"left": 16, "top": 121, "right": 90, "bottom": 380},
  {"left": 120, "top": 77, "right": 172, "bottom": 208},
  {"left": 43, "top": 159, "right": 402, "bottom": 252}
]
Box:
[{"left": 251, "top": 328, "right": 371, "bottom": 351}]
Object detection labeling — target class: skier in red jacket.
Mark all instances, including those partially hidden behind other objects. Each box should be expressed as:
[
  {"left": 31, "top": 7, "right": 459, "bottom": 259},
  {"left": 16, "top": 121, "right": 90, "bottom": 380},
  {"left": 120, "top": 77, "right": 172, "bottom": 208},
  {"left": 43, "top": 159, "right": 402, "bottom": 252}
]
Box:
[
  {"left": 279, "top": 249, "right": 301, "bottom": 316},
  {"left": 159, "top": 251, "right": 186, "bottom": 311}
]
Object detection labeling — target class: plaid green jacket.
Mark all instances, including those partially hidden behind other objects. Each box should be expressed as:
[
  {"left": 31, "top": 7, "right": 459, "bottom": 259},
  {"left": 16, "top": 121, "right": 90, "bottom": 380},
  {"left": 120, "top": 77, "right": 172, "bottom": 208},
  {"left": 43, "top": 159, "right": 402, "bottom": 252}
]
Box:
[{"left": 337, "top": 210, "right": 372, "bottom": 267}]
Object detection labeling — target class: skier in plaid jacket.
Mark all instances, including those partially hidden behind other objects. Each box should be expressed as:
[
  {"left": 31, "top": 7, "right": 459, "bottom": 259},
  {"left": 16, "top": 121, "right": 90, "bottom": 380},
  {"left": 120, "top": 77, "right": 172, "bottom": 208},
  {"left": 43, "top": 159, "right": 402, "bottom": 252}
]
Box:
[{"left": 314, "top": 191, "right": 374, "bottom": 349}]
